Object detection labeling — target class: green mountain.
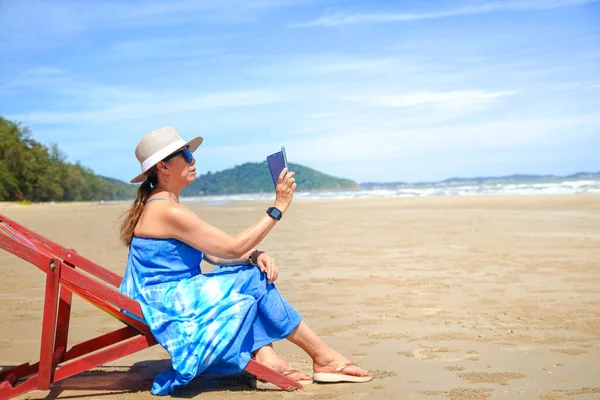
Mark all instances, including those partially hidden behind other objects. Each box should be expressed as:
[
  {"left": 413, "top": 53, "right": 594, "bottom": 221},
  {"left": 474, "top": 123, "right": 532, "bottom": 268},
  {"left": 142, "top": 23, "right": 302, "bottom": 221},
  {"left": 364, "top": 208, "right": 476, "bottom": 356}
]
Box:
[
  {"left": 359, "top": 172, "right": 600, "bottom": 189},
  {"left": 181, "top": 162, "right": 358, "bottom": 196}
]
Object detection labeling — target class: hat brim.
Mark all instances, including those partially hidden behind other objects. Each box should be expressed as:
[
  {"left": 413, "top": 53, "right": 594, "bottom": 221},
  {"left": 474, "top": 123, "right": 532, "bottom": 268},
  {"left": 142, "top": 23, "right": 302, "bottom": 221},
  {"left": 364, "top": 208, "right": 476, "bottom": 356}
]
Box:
[{"left": 130, "top": 136, "right": 203, "bottom": 183}]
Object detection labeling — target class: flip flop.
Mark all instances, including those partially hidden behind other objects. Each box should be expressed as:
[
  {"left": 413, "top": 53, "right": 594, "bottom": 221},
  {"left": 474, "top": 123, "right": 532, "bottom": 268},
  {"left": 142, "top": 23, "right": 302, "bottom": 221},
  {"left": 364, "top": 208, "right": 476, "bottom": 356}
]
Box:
[
  {"left": 252, "top": 369, "right": 313, "bottom": 390},
  {"left": 313, "top": 363, "right": 373, "bottom": 383}
]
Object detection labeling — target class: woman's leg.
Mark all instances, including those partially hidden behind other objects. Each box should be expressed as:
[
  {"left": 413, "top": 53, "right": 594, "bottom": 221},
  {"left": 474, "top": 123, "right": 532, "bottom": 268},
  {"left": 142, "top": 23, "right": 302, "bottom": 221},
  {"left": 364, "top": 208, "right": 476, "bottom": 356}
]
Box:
[
  {"left": 286, "top": 321, "right": 371, "bottom": 377},
  {"left": 229, "top": 267, "right": 369, "bottom": 378}
]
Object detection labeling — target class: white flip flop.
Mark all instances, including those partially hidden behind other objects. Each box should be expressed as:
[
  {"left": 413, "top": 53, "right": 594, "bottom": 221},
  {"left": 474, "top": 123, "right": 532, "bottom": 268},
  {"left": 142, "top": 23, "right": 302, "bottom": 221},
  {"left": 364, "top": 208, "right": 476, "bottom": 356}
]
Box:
[{"left": 313, "top": 363, "right": 373, "bottom": 383}]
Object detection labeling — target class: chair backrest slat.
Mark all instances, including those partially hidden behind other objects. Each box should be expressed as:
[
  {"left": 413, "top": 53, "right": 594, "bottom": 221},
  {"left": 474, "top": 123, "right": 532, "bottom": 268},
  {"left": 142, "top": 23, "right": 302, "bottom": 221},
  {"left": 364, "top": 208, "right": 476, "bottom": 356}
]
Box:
[
  {"left": 0, "top": 222, "right": 39, "bottom": 251},
  {"left": 62, "top": 281, "right": 150, "bottom": 335},
  {"left": 1, "top": 217, "right": 146, "bottom": 333},
  {"left": 1, "top": 215, "right": 123, "bottom": 287}
]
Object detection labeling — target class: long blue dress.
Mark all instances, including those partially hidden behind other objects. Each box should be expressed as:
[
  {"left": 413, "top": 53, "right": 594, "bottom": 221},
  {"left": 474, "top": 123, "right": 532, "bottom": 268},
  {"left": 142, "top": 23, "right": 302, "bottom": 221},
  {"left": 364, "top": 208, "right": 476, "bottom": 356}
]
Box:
[{"left": 119, "top": 236, "right": 302, "bottom": 395}]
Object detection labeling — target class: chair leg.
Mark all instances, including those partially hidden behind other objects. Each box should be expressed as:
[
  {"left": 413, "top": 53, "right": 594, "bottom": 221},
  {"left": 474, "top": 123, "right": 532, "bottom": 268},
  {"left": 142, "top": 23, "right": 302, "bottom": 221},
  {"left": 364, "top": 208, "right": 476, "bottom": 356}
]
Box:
[
  {"left": 53, "top": 334, "right": 157, "bottom": 383},
  {"left": 38, "top": 261, "right": 61, "bottom": 390},
  {"left": 0, "top": 374, "right": 39, "bottom": 400},
  {"left": 0, "top": 331, "right": 156, "bottom": 400},
  {"left": 0, "top": 362, "right": 31, "bottom": 389},
  {"left": 245, "top": 359, "right": 303, "bottom": 391},
  {"left": 54, "top": 284, "right": 73, "bottom": 362}
]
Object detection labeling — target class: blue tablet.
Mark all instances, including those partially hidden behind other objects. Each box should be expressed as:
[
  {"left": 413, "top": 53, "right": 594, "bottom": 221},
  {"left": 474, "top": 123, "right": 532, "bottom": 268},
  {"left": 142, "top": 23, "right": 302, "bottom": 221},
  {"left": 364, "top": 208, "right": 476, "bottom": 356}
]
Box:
[{"left": 266, "top": 146, "right": 288, "bottom": 189}]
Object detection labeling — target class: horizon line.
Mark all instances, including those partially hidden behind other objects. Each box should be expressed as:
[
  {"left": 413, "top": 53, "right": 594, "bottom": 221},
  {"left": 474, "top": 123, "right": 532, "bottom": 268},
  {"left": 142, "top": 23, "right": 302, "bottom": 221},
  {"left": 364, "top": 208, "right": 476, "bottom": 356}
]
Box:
[{"left": 105, "top": 167, "right": 600, "bottom": 186}]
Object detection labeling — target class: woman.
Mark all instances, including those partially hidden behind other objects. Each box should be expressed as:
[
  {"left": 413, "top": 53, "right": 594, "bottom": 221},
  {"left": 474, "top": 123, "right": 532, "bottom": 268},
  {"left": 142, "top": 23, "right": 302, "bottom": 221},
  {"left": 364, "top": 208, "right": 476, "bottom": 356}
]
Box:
[{"left": 119, "top": 127, "right": 371, "bottom": 395}]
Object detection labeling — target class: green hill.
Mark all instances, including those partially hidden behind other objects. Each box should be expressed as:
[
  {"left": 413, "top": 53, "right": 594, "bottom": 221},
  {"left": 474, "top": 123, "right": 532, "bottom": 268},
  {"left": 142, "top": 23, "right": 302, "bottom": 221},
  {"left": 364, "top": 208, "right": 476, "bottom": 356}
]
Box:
[
  {"left": 182, "top": 162, "right": 358, "bottom": 196},
  {"left": 360, "top": 172, "right": 600, "bottom": 189}
]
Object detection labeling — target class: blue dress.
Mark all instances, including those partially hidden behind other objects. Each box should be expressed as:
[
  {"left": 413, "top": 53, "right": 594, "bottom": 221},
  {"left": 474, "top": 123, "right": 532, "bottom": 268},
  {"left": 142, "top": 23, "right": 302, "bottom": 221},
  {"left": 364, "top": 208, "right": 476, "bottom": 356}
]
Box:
[{"left": 119, "top": 236, "right": 302, "bottom": 395}]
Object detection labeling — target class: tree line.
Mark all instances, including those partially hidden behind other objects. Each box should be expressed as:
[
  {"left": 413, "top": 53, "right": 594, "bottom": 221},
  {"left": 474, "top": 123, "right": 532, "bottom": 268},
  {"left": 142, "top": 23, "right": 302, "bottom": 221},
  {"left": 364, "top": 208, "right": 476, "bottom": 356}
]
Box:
[{"left": 0, "top": 117, "right": 135, "bottom": 202}]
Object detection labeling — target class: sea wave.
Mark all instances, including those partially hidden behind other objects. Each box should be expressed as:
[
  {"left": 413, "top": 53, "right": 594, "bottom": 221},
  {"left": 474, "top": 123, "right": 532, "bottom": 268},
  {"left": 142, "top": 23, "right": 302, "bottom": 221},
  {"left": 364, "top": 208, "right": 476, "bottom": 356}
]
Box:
[{"left": 181, "top": 180, "right": 600, "bottom": 204}]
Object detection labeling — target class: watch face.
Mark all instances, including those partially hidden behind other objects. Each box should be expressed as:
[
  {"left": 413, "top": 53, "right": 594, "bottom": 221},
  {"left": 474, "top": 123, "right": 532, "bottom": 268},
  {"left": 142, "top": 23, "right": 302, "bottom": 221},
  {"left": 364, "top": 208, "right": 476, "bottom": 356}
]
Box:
[{"left": 268, "top": 207, "right": 282, "bottom": 220}]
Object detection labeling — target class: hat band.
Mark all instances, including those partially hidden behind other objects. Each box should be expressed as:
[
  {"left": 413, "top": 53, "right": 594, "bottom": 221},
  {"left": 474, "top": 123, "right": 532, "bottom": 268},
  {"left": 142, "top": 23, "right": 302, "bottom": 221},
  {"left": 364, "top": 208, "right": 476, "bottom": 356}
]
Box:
[{"left": 140, "top": 139, "right": 187, "bottom": 172}]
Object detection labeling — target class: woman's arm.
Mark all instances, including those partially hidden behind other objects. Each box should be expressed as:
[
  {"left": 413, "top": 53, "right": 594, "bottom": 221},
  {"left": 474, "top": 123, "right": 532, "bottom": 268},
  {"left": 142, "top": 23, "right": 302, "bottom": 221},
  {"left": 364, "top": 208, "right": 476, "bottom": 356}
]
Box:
[
  {"left": 203, "top": 250, "right": 254, "bottom": 266},
  {"left": 204, "top": 251, "right": 279, "bottom": 284},
  {"left": 162, "top": 170, "right": 296, "bottom": 258}
]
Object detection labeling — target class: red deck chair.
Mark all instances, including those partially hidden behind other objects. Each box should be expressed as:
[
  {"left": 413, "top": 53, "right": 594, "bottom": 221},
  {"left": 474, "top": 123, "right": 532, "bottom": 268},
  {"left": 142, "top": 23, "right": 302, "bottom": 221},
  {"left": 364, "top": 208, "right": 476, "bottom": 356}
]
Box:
[{"left": 0, "top": 213, "right": 302, "bottom": 400}]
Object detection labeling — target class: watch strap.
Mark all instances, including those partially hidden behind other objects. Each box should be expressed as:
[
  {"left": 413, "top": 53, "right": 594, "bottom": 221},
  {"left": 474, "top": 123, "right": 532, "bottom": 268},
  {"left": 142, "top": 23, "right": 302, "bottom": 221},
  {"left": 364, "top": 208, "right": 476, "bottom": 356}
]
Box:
[{"left": 249, "top": 250, "right": 264, "bottom": 265}]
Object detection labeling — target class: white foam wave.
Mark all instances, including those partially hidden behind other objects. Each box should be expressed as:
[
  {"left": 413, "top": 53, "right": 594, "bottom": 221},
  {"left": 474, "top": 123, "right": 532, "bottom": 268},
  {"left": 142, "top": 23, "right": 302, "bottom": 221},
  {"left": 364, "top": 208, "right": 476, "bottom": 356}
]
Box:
[{"left": 181, "top": 179, "right": 600, "bottom": 204}]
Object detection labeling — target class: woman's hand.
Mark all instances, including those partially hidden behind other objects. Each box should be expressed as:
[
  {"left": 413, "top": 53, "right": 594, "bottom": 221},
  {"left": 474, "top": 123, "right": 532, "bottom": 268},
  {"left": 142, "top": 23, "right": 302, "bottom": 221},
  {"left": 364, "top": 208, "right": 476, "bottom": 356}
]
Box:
[
  {"left": 274, "top": 168, "right": 296, "bottom": 213},
  {"left": 256, "top": 252, "right": 279, "bottom": 284}
]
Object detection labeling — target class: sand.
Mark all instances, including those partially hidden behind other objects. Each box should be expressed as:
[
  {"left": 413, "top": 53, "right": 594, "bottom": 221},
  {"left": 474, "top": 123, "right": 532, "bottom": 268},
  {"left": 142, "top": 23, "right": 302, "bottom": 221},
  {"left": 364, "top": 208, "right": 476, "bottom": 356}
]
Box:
[{"left": 0, "top": 195, "right": 599, "bottom": 400}]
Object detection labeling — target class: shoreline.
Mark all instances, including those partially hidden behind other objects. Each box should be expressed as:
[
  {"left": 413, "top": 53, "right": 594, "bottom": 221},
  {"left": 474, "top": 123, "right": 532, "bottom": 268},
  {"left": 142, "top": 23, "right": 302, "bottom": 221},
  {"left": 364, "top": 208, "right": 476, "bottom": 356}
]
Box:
[{"left": 1, "top": 192, "right": 600, "bottom": 208}]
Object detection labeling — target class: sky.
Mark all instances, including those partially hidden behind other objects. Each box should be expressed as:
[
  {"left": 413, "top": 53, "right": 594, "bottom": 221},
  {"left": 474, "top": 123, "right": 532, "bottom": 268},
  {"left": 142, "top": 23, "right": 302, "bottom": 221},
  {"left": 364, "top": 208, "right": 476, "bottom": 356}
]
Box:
[{"left": 1, "top": 0, "right": 599, "bottom": 184}]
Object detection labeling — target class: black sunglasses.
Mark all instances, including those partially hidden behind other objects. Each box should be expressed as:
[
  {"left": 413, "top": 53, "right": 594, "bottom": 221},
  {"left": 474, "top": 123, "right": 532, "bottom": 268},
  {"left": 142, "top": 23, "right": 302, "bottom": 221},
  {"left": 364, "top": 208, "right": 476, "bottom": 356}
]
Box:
[{"left": 163, "top": 147, "right": 193, "bottom": 164}]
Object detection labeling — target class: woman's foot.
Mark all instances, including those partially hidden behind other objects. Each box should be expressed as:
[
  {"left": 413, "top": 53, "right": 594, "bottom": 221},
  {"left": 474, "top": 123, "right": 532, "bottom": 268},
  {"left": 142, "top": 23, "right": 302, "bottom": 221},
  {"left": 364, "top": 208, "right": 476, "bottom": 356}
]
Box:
[
  {"left": 284, "top": 321, "right": 371, "bottom": 383},
  {"left": 254, "top": 345, "right": 311, "bottom": 382},
  {"left": 312, "top": 349, "right": 372, "bottom": 383}
]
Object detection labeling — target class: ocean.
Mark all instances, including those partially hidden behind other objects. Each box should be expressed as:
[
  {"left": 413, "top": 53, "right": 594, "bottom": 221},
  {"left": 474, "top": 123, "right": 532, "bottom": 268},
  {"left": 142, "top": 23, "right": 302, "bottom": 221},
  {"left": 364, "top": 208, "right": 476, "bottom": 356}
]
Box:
[{"left": 181, "top": 179, "right": 600, "bottom": 205}]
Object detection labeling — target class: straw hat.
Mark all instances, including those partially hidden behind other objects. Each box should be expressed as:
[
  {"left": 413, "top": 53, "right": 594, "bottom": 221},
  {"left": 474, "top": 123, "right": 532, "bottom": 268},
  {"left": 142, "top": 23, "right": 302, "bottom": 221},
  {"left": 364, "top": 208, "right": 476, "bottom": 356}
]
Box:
[{"left": 131, "top": 126, "right": 203, "bottom": 183}]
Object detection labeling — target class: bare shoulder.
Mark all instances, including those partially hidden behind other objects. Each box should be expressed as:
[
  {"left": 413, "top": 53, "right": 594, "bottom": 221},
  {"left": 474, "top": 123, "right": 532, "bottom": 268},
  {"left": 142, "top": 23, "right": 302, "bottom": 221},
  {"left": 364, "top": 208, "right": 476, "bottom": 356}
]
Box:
[
  {"left": 134, "top": 201, "right": 197, "bottom": 238},
  {"left": 162, "top": 203, "right": 199, "bottom": 228}
]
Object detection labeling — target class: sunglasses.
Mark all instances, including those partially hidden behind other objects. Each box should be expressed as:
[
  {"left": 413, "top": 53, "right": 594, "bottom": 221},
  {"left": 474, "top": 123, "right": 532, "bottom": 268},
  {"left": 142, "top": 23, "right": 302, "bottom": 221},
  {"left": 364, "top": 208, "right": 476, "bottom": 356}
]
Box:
[{"left": 163, "top": 147, "right": 193, "bottom": 164}]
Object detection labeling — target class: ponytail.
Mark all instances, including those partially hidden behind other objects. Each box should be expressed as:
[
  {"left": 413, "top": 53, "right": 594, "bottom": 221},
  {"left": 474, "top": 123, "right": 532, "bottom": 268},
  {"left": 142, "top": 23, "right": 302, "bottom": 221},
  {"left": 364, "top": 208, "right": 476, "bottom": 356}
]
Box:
[{"left": 120, "top": 167, "right": 158, "bottom": 246}]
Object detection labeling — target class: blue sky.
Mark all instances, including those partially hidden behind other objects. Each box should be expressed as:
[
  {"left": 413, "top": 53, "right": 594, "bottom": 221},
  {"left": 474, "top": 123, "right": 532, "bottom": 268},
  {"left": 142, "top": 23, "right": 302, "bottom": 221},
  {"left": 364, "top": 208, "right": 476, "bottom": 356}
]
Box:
[{"left": 1, "top": 0, "right": 599, "bottom": 183}]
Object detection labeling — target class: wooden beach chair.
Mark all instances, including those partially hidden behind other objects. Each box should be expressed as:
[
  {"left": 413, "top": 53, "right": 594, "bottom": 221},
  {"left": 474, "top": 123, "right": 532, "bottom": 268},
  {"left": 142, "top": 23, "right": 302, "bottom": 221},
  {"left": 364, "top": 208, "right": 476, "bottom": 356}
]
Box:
[{"left": 0, "top": 213, "right": 302, "bottom": 400}]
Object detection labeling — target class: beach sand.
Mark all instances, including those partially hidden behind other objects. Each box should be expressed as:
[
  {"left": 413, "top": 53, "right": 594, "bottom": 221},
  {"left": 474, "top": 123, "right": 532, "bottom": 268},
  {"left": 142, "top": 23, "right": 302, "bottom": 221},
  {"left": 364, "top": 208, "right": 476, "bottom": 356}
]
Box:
[{"left": 1, "top": 195, "right": 599, "bottom": 400}]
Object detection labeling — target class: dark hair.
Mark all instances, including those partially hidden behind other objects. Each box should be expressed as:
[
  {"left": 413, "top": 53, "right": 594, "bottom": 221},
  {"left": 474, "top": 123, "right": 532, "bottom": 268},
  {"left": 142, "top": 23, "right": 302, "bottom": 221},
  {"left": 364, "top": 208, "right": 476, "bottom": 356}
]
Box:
[{"left": 119, "top": 166, "right": 158, "bottom": 246}]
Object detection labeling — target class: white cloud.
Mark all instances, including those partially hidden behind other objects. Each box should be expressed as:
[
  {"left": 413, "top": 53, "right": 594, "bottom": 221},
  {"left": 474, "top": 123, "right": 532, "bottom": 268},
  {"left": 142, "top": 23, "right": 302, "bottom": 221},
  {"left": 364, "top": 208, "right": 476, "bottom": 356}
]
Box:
[
  {"left": 8, "top": 90, "right": 282, "bottom": 125},
  {"left": 0, "top": 66, "right": 68, "bottom": 95},
  {"left": 248, "top": 56, "right": 399, "bottom": 78},
  {"left": 293, "top": 0, "right": 600, "bottom": 27},
  {"left": 306, "top": 59, "right": 397, "bottom": 74},
  {"left": 106, "top": 36, "right": 221, "bottom": 60},
  {"left": 201, "top": 114, "right": 600, "bottom": 165},
  {"left": 309, "top": 113, "right": 334, "bottom": 119},
  {"left": 25, "top": 66, "right": 65, "bottom": 76},
  {"left": 343, "top": 90, "right": 519, "bottom": 111},
  {"left": 0, "top": 0, "right": 322, "bottom": 55},
  {"left": 288, "top": 114, "right": 600, "bottom": 166}
]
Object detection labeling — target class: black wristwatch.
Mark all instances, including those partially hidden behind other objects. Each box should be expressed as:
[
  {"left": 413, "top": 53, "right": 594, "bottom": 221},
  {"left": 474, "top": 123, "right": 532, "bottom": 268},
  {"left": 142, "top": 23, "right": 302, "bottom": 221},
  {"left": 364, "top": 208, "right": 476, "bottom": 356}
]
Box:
[{"left": 266, "top": 206, "right": 283, "bottom": 221}]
